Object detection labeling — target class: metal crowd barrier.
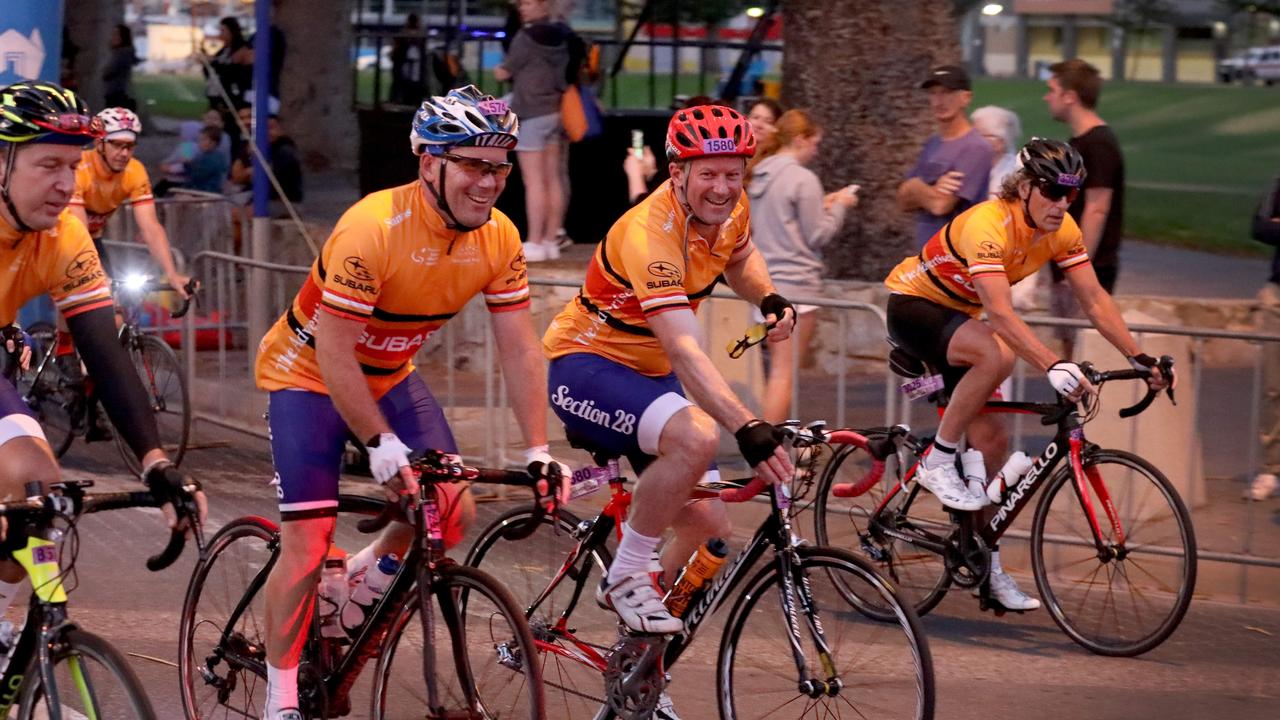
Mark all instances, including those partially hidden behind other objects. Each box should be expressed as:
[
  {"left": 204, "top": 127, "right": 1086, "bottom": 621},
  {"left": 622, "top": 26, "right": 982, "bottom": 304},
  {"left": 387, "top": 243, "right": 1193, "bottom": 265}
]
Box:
[{"left": 166, "top": 255, "right": 1280, "bottom": 601}]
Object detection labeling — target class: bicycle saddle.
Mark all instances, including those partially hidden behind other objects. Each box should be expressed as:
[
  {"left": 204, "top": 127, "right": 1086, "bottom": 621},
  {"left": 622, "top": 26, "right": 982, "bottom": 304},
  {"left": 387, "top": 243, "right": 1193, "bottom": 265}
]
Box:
[{"left": 564, "top": 426, "right": 623, "bottom": 467}]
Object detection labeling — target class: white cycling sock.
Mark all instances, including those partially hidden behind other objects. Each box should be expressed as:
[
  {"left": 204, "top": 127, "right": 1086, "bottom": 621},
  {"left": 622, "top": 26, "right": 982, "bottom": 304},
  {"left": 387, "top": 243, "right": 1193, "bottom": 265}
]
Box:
[
  {"left": 0, "top": 579, "right": 24, "bottom": 618},
  {"left": 607, "top": 522, "right": 661, "bottom": 585},
  {"left": 266, "top": 662, "right": 299, "bottom": 716},
  {"left": 923, "top": 437, "right": 958, "bottom": 471},
  {"left": 347, "top": 543, "right": 377, "bottom": 584},
  {"left": 990, "top": 549, "right": 1003, "bottom": 575}
]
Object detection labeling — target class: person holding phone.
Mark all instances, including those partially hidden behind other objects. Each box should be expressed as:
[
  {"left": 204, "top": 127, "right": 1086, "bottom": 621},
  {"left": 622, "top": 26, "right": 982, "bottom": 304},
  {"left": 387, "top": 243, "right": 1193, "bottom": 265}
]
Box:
[
  {"left": 622, "top": 129, "right": 659, "bottom": 205},
  {"left": 746, "top": 109, "right": 858, "bottom": 423},
  {"left": 896, "top": 65, "right": 993, "bottom": 248}
]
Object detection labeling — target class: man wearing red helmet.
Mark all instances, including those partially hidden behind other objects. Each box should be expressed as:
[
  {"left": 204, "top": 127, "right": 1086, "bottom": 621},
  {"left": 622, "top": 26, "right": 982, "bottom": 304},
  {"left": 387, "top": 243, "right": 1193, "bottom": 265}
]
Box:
[{"left": 544, "top": 105, "right": 796, "bottom": 640}]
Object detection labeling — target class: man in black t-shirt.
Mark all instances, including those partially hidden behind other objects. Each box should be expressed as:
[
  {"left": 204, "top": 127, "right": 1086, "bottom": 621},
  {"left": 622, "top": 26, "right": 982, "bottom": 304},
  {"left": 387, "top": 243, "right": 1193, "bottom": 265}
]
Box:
[{"left": 1043, "top": 59, "right": 1125, "bottom": 357}]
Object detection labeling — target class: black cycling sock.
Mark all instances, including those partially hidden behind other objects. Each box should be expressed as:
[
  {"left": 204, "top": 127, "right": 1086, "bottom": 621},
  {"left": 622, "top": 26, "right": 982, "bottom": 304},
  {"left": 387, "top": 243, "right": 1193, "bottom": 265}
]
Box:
[{"left": 924, "top": 439, "right": 957, "bottom": 470}]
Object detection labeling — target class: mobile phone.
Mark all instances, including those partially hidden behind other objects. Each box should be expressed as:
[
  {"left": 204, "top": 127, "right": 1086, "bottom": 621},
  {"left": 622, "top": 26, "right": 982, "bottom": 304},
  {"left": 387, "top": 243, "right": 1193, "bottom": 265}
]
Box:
[{"left": 630, "top": 130, "right": 645, "bottom": 159}]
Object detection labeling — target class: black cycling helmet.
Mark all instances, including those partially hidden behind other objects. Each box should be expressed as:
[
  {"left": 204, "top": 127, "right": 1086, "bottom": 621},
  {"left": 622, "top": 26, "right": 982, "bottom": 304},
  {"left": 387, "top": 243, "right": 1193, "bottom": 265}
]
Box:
[
  {"left": 0, "top": 82, "right": 102, "bottom": 232},
  {"left": 1017, "top": 137, "right": 1085, "bottom": 189}
]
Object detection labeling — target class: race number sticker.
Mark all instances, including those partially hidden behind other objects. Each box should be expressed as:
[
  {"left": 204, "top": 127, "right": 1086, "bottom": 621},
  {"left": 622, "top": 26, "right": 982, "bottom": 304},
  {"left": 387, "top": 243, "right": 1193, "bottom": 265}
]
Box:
[
  {"left": 32, "top": 546, "right": 58, "bottom": 565},
  {"left": 702, "top": 138, "right": 737, "bottom": 154},
  {"left": 900, "top": 374, "right": 945, "bottom": 401},
  {"left": 477, "top": 100, "right": 509, "bottom": 116}
]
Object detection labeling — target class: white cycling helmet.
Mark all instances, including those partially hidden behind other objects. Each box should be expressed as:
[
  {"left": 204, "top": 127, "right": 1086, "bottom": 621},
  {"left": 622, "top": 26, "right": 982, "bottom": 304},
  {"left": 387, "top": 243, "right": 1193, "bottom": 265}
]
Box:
[
  {"left": 97, "top": 107, "right": 142, "bottom": 141},
  {"left": 410, "top": 85, "right": 518, "bottom": 156}
]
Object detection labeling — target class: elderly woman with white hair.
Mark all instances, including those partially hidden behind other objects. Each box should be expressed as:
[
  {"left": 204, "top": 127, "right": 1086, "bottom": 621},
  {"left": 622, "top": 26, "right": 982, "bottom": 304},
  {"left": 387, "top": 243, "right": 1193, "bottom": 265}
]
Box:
[{"left": 971, "top": 105, "right": 1022, "bottom": 199}]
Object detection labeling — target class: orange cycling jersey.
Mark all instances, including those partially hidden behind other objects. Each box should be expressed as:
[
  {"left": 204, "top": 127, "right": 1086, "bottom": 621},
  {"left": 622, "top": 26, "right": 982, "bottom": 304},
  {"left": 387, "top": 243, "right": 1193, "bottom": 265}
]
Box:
[
  {"left": 0, "top": 211, "right": 113, "bottom": 325},
  {"left": 255, "top": 181, "right": 531, "bottom": 398},
  {"left": 885, "top": 197, "right": 1090, "bottom": 316},
  {"left": 68, "top": 151, "right": 154, "bottom": 237},
  {"left": 543, "top": 179, "right": 753, "bottom": 376}
]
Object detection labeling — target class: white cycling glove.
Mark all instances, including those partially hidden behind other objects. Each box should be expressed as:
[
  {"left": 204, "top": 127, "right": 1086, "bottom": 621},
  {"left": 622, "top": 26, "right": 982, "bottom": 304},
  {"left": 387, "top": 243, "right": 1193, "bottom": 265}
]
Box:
[
  {"left": 525, "top": 445, "right": 573, "bottom": 505},
  {"left": 366, "top": 433, "right": 412, "bottom": 485},
  {"left": 1047, "top": 361, "right": 1086, "bottom": 398}
]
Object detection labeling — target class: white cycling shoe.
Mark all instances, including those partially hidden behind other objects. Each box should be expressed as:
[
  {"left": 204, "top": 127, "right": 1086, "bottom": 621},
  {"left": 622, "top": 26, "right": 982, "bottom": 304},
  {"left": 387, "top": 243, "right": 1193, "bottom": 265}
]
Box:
[
  {"left": 655, "top": 690, "right": 681, "bottom": 720},
  {"left": 915, "top": 462, "right": 986, "bottom": 511},
  {"left": 595, "top": 570, "right": 684, "bottom": 635},
  {"left": 264, "top": 708, "right": 303, "bottom": 720},
  {"left": 980, "top": 569, "right": 1041, "bottom": 611}
]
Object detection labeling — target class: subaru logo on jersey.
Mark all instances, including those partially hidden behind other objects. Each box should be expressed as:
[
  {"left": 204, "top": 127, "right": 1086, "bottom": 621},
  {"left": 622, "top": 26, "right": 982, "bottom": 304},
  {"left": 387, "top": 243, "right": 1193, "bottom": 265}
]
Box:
[
  {"left": 702, "top": 138, "right": 737, "bottom": 154},
  {"left": 1057, "top": 173, "right": 1082, "bottom": 188}
]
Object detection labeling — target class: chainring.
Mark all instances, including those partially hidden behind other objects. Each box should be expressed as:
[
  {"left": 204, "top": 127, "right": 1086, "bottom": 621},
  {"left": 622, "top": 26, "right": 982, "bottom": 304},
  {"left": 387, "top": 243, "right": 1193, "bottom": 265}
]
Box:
[{"left": 603, "top": 635, "right": 666, "bottom": 720}]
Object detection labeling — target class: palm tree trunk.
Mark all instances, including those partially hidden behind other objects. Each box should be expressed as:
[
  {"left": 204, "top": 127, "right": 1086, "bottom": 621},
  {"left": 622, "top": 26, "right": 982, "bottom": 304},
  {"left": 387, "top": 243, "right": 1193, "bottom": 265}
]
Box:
[
  {"left": 275, "top": 0, "right": 358, "bottom": 171},
  {"left": 781, "top": 0, "right": 960, "bottom": 280}
]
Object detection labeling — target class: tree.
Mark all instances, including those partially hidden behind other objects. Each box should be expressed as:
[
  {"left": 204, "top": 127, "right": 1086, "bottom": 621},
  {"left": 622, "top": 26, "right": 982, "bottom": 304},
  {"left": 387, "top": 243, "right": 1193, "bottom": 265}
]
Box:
[
  {"left": 64, "top": 0, "right": 125, "bottom": 110},
  {"left": 781, "top": 0, "right": 960, "bottom": 280},
  {"left": 274, "top": 0, "right": 358, "bottom": 171}
]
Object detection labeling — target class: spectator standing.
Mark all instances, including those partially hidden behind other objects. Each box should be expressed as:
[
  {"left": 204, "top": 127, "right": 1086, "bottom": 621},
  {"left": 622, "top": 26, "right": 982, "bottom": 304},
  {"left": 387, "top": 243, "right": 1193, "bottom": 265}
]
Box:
[
  {"left": 747, "top": 98, "right": 783, "bottom": 148},
  {"left": 103, "top": 24, "right": 140, "bottom": 110},
  {"left": 896, "top": 65, "right": 992, "bottom": 248},
  {"left": 495, "top": 0, "right": 571, "bottom": 262},
  {"left": 1251, "top": 231, "right": 1280, "bottom": 500},
  {"left": 203, "top": 17, "right": 253, "bottom": 111},
  {"left": 1044, "top": 59, "right": 1125, "bottom": 358},
  {"left": 390, "top": 13, "right": 427, "bottom": 105},
  {"left": 747, "top": 109, "right": 858, "bottom": 423},
  {"left": 186, "top": 127, "right": 231, "bottom": 194}
]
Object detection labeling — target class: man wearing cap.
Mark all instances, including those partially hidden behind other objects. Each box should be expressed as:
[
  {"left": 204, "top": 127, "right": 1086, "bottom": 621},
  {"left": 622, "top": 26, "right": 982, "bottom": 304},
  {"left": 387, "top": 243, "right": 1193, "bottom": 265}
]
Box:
[{"left": 896, "top": 64, "right": 994, "bottom": 248}]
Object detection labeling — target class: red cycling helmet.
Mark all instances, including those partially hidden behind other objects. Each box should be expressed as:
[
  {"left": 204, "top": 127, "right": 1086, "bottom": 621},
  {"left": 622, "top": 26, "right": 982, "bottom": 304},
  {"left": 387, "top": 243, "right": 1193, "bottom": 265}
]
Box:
[{"left": 665, "top": 104, "right": 756, "bottom": 162}]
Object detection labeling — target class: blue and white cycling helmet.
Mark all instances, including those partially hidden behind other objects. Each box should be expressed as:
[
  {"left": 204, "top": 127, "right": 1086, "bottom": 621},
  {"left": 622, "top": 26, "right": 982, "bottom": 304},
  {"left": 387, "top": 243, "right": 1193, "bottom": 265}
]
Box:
[{"left": 410, "top": 85, "right": 519, "bottom": 156}]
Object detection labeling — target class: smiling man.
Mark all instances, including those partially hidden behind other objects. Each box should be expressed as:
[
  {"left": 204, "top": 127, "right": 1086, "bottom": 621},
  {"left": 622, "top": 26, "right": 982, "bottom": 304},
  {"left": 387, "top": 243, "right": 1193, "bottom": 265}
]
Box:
[
  {"left": 543, "top": 106, "right": 796, "bottom": 690},
  {"left": 252, "top": 85, "right": 570, "bottom": 720},
  {"left": 883, "top": 138, "right": 1171, "bottom": 611}
]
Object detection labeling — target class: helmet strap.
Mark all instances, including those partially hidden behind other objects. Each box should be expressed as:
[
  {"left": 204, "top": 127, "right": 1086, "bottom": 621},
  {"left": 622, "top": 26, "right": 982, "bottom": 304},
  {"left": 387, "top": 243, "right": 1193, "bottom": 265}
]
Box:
[
  {"left": 421, "top": 153, "right": 483, "bottom": 233},
  {"left": 1020, "top": 185, "right": 1039, "bottom": 231},
  {"left": 0, "top": 146, "right": 35, "bottom": 234}
]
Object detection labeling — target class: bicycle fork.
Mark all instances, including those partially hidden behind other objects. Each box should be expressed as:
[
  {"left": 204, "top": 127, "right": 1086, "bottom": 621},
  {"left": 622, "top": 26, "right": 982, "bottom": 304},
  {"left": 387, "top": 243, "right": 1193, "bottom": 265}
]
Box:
[{"left": 772, "top": 486, "right": 842, "bottom": 698}]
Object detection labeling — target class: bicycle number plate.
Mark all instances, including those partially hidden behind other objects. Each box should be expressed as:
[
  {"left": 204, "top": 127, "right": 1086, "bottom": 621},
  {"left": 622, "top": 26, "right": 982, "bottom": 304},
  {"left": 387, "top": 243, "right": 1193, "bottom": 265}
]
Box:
[
  {"left": 32, "top": 545, "right": 57, "bottom": 565},
  {"left": 900, "top": 373, "right": 944, "bottom": 400}
]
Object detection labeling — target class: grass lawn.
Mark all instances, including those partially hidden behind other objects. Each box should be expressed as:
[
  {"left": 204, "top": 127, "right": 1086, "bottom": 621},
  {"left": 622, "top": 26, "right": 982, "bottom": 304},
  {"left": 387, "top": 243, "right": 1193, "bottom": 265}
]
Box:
[{"left": 136, "top": 72, "right": 1278, "bottom": 255}]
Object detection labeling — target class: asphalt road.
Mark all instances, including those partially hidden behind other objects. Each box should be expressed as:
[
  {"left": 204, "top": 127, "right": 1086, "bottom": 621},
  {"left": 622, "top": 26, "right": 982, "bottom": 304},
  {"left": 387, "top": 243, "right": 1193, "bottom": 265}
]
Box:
[{"left": 35, "top": 425, "right": 1280, "bottom": 719}]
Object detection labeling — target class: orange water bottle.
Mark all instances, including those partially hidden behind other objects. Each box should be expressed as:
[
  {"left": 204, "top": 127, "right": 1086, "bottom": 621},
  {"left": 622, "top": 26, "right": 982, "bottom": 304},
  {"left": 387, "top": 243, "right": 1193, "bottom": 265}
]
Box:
[{"left": 664, "top": 538, "right": 729, "bottom": 618}]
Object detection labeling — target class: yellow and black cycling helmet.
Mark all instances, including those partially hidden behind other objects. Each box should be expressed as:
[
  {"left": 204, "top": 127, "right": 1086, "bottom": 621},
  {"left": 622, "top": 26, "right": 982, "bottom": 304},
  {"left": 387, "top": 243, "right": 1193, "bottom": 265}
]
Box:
[{"left": 0, "top": 82, "right": 104, "bottom": 146}]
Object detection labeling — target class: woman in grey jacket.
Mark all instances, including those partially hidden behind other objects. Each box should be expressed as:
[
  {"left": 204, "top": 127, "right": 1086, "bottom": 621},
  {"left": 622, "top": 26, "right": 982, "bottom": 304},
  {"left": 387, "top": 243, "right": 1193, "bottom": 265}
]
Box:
[{"left": 747, "top": 109, "right": 859, "bottom": 422}]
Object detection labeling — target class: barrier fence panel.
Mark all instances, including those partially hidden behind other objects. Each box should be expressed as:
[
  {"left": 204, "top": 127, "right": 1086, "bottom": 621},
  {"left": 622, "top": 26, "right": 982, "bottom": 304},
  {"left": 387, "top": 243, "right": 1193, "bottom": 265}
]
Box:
[{"left": 171, "top": 259, "right": 1280, "bottom": 602}]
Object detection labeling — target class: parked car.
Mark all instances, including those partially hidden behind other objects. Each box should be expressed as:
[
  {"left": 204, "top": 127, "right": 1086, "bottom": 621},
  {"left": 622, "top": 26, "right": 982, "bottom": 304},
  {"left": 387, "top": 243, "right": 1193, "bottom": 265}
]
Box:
[{"left": 1218, "top": 46, "right": 1280, "bottom": 85}]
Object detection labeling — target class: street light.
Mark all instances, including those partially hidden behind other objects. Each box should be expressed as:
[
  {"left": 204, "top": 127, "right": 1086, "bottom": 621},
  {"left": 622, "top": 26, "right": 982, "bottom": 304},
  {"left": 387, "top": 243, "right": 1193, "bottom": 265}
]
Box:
[
  {"left": 982, "top": 3, "right": 1004, "bottom": 15},
  {"left": 745, "top": 7, "right": 765, "bottom": 19}
]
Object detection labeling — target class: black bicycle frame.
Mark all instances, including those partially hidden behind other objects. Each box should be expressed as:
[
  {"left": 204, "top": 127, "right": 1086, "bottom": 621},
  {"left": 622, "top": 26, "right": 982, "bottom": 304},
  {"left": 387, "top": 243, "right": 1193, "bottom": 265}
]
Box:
[{"left": 0, "top": 602, "right": 70, "bottom": 718}]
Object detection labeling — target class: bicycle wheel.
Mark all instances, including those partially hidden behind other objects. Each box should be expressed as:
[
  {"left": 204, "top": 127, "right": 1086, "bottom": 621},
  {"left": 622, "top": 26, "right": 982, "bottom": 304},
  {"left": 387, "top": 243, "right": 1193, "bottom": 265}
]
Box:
[
  {"left": 15, "top": 325, "right": 77, "bottom": 458},
  {"left": 1031, "top": 449, "right": 1197, "bottom": 657},
  {"left": 17, "top": 627, "right": 156, "bottom": 719},
  {"left": 718, "top": 546, "right": 934, "bottom": 720},
  {"left": 118, "top": 333, "right": 191, "bottom": 473},
  {"left": 180, "top": 515, "right": 279, "bottom": 719},
  {"left": 464, "top": 507, "right": 615, "bottom": 720},
  {"left": 371, "top": 563, "right": 545, "bottom": 719},
  {"left": 814, "top": 442, "right": 950, "bottom": 620}
]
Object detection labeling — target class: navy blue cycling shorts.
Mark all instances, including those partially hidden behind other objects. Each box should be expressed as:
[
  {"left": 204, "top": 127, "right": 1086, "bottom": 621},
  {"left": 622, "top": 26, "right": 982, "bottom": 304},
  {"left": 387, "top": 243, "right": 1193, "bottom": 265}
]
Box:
[
  {"left": 548, "top": 353, "right": 716, "bottom": 478},
  {"left": 0, "top": 375, "right": 42, "bottom": 447},
  {"left": 268, "top": 373, "right": 462, "bottom": 535}
]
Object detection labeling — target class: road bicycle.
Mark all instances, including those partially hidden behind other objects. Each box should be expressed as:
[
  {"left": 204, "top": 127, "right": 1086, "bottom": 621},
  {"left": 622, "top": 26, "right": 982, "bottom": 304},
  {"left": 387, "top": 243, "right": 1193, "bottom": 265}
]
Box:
[
  {"left": 14, "top": 275, "right": 197, "bottom": 474},
  {"left": 809, "top": 353, "right": 1197, "bottom": 657},
  {"left": 179, "top": 451, "right": 553, "bottom": 719},
  {"left": 0, "top": 472, "right": 203, "bottom": 719},
  {"left": 464, "top": 422, "right": 935, "bottom": 720}
]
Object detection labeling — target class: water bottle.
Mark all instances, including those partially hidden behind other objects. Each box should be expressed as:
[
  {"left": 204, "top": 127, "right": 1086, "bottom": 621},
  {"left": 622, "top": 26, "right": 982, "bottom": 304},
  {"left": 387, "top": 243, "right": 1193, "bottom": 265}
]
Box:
[
  {"left": 664, "top": 538, "right": 729, "bottom": 618},
  {"left": 960, "top": 449, "right": 988, "bottom": 502},
  {"left": 316, "top": 545, "right": 349, "bottom": 640},
  {"left": 341, "top": 553, "right": 401, "bottom": 637},
  {"left": 987, "top": 452, "right": 1034, "bottom": 505}
]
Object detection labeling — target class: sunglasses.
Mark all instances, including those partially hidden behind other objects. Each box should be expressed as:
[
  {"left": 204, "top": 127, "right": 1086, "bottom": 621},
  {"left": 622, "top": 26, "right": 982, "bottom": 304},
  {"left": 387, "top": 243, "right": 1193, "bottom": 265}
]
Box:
[
  {"left": 726, "top": 321, "right": 773, "bottom": 359},
  {"left": 441, "top": 152, "right": 513, "bottom": 179},
  {"left": 1035, "top": 180, "right": 1080, "bottom": 204},
  {"left": 34, "top": 114, "right": 103, "bottom": 136},
  {"left": 105, "top": 139, "right": 137, "bottom": 151}
]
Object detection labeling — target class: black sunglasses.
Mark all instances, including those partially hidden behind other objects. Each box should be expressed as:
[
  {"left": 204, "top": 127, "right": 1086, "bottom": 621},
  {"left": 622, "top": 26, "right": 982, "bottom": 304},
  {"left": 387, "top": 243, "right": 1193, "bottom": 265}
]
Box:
[
  {"left": 1035, "top": 180, "right": 1080, "bottom": 203},
  {"left": 441, "top": 152, "right": 513, "bottom": 178}
]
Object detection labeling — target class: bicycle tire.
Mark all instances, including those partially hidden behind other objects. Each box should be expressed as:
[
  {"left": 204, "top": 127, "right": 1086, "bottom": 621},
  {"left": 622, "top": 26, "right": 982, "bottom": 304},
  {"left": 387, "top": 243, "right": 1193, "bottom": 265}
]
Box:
[
  {"left": 371, "top": 563, "right": 546, "bottom": 719},
  {"left": 1031, "top": 448, "right": 1197, "bottom": 657},
  {"left": 17, "top": 627, "right": 157, "bottom": 719},
  {"left": 463, "top": 506, "right": 615, "bottom": 720},
  {"left": 179, "top": 515, "right": 279, "bottom": 720},
  {"left": 814, "top": 441, "right": 950, "bottom": 621},
  {"left": 717, "top": 546, "right": 934, "bottom": 720},
  {"left": 118, "top": 333, "right": 191, "bottom": 473},
  {"left": 16, "top": 323, "right": 76, "bottom": 458}
]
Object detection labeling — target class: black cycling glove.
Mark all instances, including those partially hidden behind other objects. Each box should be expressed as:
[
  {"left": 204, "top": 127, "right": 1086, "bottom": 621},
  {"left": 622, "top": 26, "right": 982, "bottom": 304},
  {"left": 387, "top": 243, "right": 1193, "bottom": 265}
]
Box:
[
  {"left": 735, "top": 419, "right": 782, "bottom": 468},
  {"left": 759, "top": 293, "right": 794, "bottom": 325}
]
